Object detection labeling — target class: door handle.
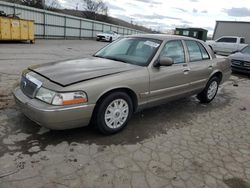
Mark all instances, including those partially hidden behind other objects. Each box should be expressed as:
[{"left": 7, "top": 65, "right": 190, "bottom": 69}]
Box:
[
  {"left": 208, "top": 65, "right": 213, "bottom": 69},
  {"left": 183, "top": 67, "right": 190, "bottom": 74},
  {"left": 183, "top": 67, "right": 190, "bottom": 72}
]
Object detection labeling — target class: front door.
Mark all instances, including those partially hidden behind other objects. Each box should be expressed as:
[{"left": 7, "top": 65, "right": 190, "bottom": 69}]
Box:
[{"left": 147, "top": 40, "right": 192, "bottom": 104}]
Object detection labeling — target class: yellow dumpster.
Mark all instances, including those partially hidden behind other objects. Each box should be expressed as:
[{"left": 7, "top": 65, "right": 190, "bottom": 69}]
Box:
[{"left": 0, "top": 17, "right": 35, "bottom": 43}]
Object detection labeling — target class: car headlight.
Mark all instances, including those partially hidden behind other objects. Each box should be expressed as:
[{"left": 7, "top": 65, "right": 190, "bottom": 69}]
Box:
[
  {"left": 35, "top": 87, "right": 87, "bottom": 105},
  {"left": 52, "top": 91, "right": 87, "bottom": 105},
  {"left": 36, "top": 87, "right": 56, "bottom": 104}
]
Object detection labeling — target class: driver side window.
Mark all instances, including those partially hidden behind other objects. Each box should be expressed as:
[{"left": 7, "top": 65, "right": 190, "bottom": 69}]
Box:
[{"left": 160, "top": 40, "right": 185, "bottom": 64}]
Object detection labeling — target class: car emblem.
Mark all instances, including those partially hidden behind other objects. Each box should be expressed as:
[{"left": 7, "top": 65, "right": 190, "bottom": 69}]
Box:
[{"left": 22, "top": 81, "right": 27, "bottom": 88}]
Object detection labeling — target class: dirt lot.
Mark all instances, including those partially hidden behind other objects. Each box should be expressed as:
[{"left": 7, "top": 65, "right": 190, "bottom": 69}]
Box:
[{"left": 0, "top": 40, "right": 250, "bottom": 188}]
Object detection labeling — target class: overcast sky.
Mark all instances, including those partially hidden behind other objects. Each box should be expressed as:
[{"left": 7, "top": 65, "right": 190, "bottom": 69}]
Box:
[{"left": 58, "top": 0, "right": 250, "bottom": 35}]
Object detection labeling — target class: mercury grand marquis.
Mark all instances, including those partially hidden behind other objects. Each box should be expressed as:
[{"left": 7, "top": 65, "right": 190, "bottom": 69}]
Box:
[{"left": 13, "top": 34, "right": 231, "bottom": 134}]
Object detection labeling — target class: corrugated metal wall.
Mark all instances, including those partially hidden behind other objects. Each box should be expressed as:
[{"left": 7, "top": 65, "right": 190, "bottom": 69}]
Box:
[
  {"left": 0, "top": 1, "right": 144, "bottom": 39},
  {"left": 213, "top": 21, "right": 250, "bottom": 43}
]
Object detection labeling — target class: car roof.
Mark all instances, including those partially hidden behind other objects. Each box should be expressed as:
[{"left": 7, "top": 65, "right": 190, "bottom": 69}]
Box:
[{"left": 128, "top": 34, "right": 200, "bottom": 41}]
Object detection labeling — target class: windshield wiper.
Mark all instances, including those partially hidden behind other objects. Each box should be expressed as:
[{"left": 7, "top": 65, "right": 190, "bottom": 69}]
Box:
[
  {"left": 104, "top": 56, "right": 129, "bottom": 64},
  {"left": 93, "top": 54, "right": 103, "bottom": 58}
]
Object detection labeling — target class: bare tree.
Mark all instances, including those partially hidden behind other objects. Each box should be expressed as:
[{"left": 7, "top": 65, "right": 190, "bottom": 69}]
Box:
[
  {"left": 82, "top": 0, "right": 108, "bottom": 19},
  {"left": 0, "top": 0, "right": 44, "bottom": 9},
  {"left": 45, "top": 0, "right": 61, "bottom": 10},
  {"left": 3, "top": 0, "right": 60, "bottom": 10},
  {"left": 1, "top": 0, "right": 22, "bottom": 5},
  {"left": 20, "top": 0, "right": 44, "bottom": 9}
]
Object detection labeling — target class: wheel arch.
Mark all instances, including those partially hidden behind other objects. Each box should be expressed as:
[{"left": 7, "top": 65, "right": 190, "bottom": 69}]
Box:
[
  {"left": 209, "top": 71, "right": 223, "bottom": 84},
  {"left": 94, "top": 87, "right": 138, "bottom": 114}
]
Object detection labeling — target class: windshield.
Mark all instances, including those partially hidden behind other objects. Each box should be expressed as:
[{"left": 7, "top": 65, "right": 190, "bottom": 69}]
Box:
[
  {"left": 241, "top": 45, "right": 250, "bottom": 54},
  {"left": 94, "top": 37, "right": 161, "bottom": 66}
]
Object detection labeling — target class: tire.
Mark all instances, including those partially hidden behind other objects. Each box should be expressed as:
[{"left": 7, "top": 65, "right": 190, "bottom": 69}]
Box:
[
  {"left": 197, "top": 76, "right": 220, "bottom": 103},
  {"left": 94, "top": 92, "right": 133, "bottom": 135},
  {"left": 109, "top": 37, "right": 112, "bottom": 42}
]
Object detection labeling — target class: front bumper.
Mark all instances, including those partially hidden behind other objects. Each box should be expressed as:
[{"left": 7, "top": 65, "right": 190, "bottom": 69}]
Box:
[
  {"left": 13, "top": 87, "right": 95, "bottom": 130},
  {"left": 96, "top": 35, "right": 109, "bottom": 41}
]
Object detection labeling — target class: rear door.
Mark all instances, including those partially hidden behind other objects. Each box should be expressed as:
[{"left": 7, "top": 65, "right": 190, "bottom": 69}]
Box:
[{"left": 184, "top": 40, "right": 213, "bottom": 91}]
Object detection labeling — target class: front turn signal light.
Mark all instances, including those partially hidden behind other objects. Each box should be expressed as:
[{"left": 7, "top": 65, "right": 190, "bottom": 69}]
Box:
[{"left": 52, "top": 91, "right": 88, "bottom": 105}]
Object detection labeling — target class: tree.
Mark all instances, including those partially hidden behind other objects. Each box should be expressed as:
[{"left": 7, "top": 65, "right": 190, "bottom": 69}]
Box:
[
  {"left": 20, "top": 0, "right": 44, "bottom": 9},
  {"left": 45, "top": 0, "right": 61, "bottom": 10},
  {"left": 82, "top": 0, "right": 108, "bottom": 19},
  {"left": 5, "top": 0, "right": 61, "bottom": 10}
]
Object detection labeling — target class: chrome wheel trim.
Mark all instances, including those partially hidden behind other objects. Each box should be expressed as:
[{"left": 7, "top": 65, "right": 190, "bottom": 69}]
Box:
[
  {"left": 207, "top": 81, "right": 218, "bottom": 100},
  {"left": 104, "top": 99, "right": 129, "bottom": 129}
]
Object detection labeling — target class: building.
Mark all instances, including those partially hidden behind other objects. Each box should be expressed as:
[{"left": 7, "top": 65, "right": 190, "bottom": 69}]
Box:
[
  {"left": 175, "top": 28, "right": 208, "bottom": 41},
  {"left": 213, "top": 21, "right": 250, "bottom": 43}
]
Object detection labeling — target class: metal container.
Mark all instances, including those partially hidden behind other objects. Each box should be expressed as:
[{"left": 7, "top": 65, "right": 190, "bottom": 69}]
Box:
[{"left": 0, "top": 17, "right": 35, "bottom": 43}]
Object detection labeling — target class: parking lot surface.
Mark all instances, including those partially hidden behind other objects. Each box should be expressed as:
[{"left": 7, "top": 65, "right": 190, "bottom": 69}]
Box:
[{"left": 0, "top": 40, "right": 250, "bottom": 188}]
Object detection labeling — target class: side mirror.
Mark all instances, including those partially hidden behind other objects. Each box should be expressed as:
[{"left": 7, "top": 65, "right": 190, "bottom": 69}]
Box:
[{"left": 158, "top": 57, "right": 174, "bottom": 66}]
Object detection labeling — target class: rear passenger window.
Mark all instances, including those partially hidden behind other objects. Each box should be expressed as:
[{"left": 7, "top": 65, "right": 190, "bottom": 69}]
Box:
[
  {"left": 198, "top": 43, "right": 210, "bottom": 60},
  {"left": 224, "top": 38, "right": 237, "bottom": 43},
  {"left": 185, "top": 40, "right": 202, "bottom": 62}
]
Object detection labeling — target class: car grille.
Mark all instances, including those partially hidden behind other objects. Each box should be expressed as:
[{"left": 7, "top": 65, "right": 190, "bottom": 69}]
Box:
[
  {"left": 20, "top": 76, "right": 40, "bottom": 98},
  {"left": 231, "top": 59, "right": 250, "bottom": 68},
  {"left": 97, "top": 36, "right": 105, "bottom": 40}
]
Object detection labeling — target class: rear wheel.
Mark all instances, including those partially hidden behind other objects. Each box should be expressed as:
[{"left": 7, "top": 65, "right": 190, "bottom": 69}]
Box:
[
  {"left": 95, "top": 92, "right": 133, "bottom": 134},
  {"left": 197, "top": 76, "right": 220, "bottom": 103}
]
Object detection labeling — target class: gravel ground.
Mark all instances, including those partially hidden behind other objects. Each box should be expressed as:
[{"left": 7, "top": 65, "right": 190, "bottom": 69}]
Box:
[{"left": 0, "top": 40, "right": 250, "bottom": 188}]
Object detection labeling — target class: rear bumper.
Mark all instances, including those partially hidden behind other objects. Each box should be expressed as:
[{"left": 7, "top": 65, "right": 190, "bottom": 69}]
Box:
[{"left": 13, "top": 87, "right": 95, "bottom": 130}]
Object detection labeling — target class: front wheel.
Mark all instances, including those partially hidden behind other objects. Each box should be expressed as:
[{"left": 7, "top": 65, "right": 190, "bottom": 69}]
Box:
[
  {"left": 95, "top": 92, "right": 133, "bottom": 134},
  {"left": 197, "top": 77, "right": 220, "bottom": 103}
]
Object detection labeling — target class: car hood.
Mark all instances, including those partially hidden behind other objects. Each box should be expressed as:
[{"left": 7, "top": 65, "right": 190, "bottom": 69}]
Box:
[
  {"left": 28, "top": 57, "right": 140, "bottom": 87},
  {"left": 229, "top": 52, "right": 250, "bottom": 62}
]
